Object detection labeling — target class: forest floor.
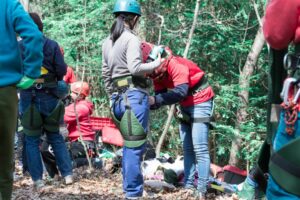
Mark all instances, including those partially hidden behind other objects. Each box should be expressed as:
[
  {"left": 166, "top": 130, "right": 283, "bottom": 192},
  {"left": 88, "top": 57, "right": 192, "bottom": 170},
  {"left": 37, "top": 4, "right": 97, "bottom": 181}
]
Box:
[{"left": 12, "top": 165, "right": 237, "bottom": 200}]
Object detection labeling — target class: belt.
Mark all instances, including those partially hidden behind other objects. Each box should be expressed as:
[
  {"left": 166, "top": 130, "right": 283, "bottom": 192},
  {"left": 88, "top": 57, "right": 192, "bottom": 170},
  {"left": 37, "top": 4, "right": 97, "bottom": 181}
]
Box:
[{"left": 113, "top": 76, "right": 150, "bottom": 92}]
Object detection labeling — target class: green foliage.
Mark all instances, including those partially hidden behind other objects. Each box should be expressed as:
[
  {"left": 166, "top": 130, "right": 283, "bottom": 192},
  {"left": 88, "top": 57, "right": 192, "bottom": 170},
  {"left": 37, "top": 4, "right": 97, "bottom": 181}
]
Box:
[{"left": 30, "top": 0, "right": 268, "bottom": 167}]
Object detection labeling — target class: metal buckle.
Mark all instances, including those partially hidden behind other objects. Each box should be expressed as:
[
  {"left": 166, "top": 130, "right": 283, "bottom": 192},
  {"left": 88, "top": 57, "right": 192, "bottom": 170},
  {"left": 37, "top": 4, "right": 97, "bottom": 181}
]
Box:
[
  {"left": 35, "top": 83, "right": 43, "bottom": 90},
  {"left": 280, "top": 78, "right": 297, "bottom": 105}
]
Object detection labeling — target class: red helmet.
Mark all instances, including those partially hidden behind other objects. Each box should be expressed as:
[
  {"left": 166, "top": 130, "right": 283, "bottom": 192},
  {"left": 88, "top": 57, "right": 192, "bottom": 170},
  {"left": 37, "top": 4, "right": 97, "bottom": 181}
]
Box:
[
  {"left": 71, "top": 81, "right": 90, "bottom": 97},
  {"left": 141, "top": 42, "right": 154, "bottom": 63}
]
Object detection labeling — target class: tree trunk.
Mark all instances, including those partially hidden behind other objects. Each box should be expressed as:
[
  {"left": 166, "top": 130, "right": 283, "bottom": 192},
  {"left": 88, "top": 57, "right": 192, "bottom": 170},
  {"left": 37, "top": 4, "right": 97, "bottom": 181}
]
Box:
[
  {"left": 155, "top": 0, "right": 201, "bottom": 157},
  {"left": 229, "top": 27, "right": 265, "bottom": 166}
]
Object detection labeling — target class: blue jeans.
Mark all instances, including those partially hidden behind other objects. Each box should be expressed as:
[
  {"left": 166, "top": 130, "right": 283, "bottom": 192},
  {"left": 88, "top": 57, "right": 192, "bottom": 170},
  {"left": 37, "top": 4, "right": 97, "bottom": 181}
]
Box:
[
  {"left": 267, "top": 111, "right": 300, "bottom": 199},
  {"left": 179, "top": 100, "right": 212, "bottom": 193},
  {"left": 112, "top": 89, "right": 149, "bottom": 198},
  {"left": 20, "top": 89, "right": 72, "bottom": 181}
]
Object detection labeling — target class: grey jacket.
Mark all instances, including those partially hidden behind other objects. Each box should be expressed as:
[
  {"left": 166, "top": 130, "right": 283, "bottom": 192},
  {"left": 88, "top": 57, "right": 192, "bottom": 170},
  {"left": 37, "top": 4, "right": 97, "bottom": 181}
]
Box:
[{"left": 102, "top": 28, "right": 160, "bottom": 96}]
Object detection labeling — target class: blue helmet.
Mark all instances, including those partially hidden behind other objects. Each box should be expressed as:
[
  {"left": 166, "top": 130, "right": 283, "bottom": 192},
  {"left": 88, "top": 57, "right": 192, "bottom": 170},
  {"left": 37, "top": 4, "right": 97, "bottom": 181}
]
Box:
[{"left": 113, "top": 0, "right": 141, "bottom": 16}]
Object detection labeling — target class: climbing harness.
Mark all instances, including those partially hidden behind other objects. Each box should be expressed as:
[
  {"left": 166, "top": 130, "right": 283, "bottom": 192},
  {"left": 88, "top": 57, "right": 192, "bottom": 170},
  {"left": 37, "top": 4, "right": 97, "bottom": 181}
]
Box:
[
  {"left": 110, "top": 75, "right": 148, "bottom": 148},
  {"left": 268, "top": 48, "right": 300, "bottom": 196},
  {"left": 21, "top": 74, "right": 65, "bottom": 136},
  {"left": 175, "top": 99, "right": 215, "bottom": 127},
  {"left": 187, "top": 75, "right": 210, "bottom": 96}
]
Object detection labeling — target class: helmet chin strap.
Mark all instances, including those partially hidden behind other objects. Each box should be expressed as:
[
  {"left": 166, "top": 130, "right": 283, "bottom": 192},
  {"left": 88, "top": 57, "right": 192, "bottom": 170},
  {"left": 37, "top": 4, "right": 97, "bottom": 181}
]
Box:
[
  {"left": 130, "top": 16, "right": 139, "bottom": 30},
  {"left": 123, "top": 15, "right": 139, "bottom": 30}
]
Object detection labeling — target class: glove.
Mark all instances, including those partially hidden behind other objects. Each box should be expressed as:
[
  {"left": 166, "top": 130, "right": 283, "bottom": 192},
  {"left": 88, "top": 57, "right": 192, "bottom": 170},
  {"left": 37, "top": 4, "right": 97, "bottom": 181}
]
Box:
[{"left": 16, "top": 76, "right": 35, "bottom": 89}]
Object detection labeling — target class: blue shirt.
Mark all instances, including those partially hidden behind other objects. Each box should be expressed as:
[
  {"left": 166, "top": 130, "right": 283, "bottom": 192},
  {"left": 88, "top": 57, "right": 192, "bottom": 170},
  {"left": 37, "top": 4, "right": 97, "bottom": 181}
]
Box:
[
  {"left": 41, "top": 36, "right": 67, "bottom": 80},
  {"left": 0, "top": 0, "right": 43, "bottom": 87}
]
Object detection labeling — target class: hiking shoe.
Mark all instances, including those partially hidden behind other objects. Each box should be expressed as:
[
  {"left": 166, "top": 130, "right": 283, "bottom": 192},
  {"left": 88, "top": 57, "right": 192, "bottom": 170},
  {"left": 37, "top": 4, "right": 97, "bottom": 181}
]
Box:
[
  {"left": 34, "top": 180, "right": 45, "bottom": 190},
  {"left": 64, "top": 175, "right": 73, "bottom": 185},
  {"left": 195, "top": 192, "right": 206, "bottom": 200},
  {"left": 182, "top": 185, "right": 195, "bottom": 196},
  {"left": 183, "top": 187, "right": 206, "bottom": 200},
  {"left": 125, "top": 196, "right": 141, "bottom": 200},
  {"left": 237, "top": 177, "right": 265, "bottom": 200},
  {"left": 46, "top": 174, "right": 60, "bottom": 184}
]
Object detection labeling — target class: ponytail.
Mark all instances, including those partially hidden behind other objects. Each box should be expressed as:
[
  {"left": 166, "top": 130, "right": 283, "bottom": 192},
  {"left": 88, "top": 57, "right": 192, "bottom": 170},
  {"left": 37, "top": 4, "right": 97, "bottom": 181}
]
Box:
[
  {"left": 110, "top": 15, "right": 125, "bottom": 43},
  {"left": 110, "top": 13, "right": 139, "bottom": 43}
]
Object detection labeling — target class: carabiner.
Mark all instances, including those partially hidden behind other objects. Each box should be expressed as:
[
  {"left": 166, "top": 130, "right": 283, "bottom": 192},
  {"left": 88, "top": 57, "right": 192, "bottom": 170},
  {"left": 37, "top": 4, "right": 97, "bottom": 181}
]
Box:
[{"left": 35, "top": 83, "right": 43, "bottom": 90}]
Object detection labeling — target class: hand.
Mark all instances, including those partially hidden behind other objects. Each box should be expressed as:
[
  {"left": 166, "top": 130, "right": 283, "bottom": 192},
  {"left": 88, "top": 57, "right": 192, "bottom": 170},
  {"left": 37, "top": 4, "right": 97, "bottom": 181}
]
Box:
[
  {"left": 16, "top": 76, "right": 35, "bottom": 89},
  {"left": 148, "top": 96, "right": 156, "bottom": 106}
]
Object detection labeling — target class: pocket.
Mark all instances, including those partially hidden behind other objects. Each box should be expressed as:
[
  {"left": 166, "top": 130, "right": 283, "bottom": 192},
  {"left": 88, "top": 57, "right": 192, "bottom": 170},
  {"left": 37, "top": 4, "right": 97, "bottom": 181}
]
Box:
[
  {"left": 43, "top": 100, "right": 65, "bottom": 133},
  {"left": 21, "top": 104, "right": 43, "bottom": 136}
]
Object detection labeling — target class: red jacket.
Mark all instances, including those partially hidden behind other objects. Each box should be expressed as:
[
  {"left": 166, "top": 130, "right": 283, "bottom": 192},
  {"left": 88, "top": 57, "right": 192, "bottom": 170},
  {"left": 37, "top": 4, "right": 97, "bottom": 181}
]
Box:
[
  {"left": 154, "top": 56, "right": 214, "bottom": 107},
  {"left": 63, "top": 66, "right": 77, "bottom": 84},
  {"left": 263, "top": 0, "right": 300, "bottom": 49},
  {"left": 64, "top": 100, "right": 95, "bottom": 142}
]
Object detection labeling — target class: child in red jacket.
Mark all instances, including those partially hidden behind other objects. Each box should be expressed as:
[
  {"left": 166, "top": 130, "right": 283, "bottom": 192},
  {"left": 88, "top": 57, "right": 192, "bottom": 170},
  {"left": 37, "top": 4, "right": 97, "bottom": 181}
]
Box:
[
  {"left": 64, "top": 81, "right": 95, "bottom": 142},
  {"left": 41, "top": 81, "right": 101, "bottom": 178}
]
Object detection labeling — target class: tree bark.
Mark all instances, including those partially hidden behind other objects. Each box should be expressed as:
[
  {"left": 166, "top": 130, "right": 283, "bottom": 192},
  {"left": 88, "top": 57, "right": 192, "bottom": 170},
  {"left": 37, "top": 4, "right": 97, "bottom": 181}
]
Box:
[
  {"left": 229, "top": 27, "right": 265, "bottom": 166},
  {"left": 155, "top": 0, "right": 202, "bottom": 157}
]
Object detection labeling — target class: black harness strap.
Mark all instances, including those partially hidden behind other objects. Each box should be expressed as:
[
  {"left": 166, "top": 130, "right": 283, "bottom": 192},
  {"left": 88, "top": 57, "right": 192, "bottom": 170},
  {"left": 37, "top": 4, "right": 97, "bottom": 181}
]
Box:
[
  {"left": 122, "top": 134, "right": 147, "bottom": 141},
  {"left": 271, "top": 152, "right": 300, "bottom": 178},
  {"left": 188, "top": 76, "right": 209, "bottom": 96},
  {"left": 124, "top": 92, "right": 132, "bottom": 136},
  {"left": 30, "top": 90, "right": 36, "bottom": 127},
  {"left": 192, "top": 117, "right": 212, "bottom": 123}
]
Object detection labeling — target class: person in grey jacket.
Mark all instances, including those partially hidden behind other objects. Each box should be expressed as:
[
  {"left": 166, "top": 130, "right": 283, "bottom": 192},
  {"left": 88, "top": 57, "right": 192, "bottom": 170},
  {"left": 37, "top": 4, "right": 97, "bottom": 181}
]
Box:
[{"left": 101, "top": 0, "right": 163, "bottom": 199}]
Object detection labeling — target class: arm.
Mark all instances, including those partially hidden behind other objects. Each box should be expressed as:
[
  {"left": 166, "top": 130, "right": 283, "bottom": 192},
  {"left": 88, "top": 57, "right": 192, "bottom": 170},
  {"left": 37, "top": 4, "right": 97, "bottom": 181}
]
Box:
[
  {"left": 102, "top": 42, "right": 114, "bottom": 96},
  {"left": 127, "top": 37, "right": 161, "bottom": 75},
  {"left": 263, "top": 0, "right": 299, "bottom": 49},
  {"left": 53, "top": 44, "right": 67, "bottom": 80},
  {"left": 154, "top": 83, "right": 189, "bottom": 107},
  {"left": 63, "top": 67, "right": 77, "bottom": 84},
  {"left": 12, "top": 1, "right": 43, "bottom": 79}
]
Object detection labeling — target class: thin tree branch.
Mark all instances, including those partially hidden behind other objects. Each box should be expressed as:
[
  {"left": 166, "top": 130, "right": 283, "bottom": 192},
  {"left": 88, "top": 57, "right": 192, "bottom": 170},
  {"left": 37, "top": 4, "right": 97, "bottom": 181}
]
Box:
[
  {"left": 251, "top": 0, "right": 262, "bottom": 27},
  {"left": 73, "top": 0, "right": 93, "bottom": 172},
  {"left": 155, "top": 0, "right": 202, "bottom": 157},
  {"left": 153, "top": 13, "right": 165, "bottom": 45},
  {"left": 183, "top": 0, "right": 201, "bottom": 58}
]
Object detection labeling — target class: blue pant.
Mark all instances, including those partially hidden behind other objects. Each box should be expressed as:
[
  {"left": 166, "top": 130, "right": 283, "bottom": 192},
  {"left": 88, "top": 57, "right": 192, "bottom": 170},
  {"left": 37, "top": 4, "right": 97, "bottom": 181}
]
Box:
[
  {"left": 20, "top": 89, "right": 72, "bottom": 181},
  {"left": 267, "top": 111, "right": 300, "bottom": 199},
  {"left": 179, "top": 100, "right": 212, "bottom": 193},
  {"left": 112, "top": 89, "right": 149, "bottom": 198}
]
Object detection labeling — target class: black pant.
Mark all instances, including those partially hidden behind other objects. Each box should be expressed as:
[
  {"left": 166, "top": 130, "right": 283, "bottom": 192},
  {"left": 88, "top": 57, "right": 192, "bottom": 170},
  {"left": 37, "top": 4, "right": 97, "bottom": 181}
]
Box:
[{"left": 41, "top": 140, "right": 93, "bottom": 177}]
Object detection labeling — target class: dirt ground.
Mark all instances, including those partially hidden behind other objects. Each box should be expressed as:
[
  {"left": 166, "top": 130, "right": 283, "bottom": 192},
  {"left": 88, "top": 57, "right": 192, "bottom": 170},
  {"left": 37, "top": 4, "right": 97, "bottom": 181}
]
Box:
[{"left": 12, "top": 165, "right": 237, "bottom": 200}]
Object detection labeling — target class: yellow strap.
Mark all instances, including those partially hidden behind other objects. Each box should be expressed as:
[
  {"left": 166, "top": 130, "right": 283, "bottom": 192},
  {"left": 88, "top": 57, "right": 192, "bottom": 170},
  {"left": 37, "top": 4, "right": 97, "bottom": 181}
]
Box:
[{"left": 41, "top": 66, "right": 48, "bottom": 75}]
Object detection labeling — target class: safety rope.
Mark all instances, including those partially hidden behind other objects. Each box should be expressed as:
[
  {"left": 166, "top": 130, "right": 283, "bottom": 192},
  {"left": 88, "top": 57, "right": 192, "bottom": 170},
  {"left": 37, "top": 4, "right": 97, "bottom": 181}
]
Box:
[{"left": 281, "top": 100, "right": 299, "bottom": 135}]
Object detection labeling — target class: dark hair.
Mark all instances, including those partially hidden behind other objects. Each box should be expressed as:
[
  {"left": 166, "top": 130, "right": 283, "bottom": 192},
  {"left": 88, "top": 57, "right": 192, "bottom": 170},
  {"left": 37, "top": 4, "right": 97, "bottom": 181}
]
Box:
[
  {"left": 110, "top": 13, "right": 138, "bottom": 43},
  {"left": 29, "top": 12, "right": 43, "bottom": 32}
]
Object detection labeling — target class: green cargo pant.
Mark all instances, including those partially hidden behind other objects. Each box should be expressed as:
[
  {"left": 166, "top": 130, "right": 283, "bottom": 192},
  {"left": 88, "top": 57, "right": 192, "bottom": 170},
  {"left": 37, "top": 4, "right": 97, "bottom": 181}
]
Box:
[{"left": 0, "top": 86, "right": 18, "bottom": 200}]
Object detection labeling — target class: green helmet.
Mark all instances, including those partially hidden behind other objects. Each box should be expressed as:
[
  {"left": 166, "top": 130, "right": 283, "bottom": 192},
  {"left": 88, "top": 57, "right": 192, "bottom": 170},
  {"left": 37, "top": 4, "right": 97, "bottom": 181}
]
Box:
[{"left": 113, "top": 0, "right": 141, "bottom": 16}]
